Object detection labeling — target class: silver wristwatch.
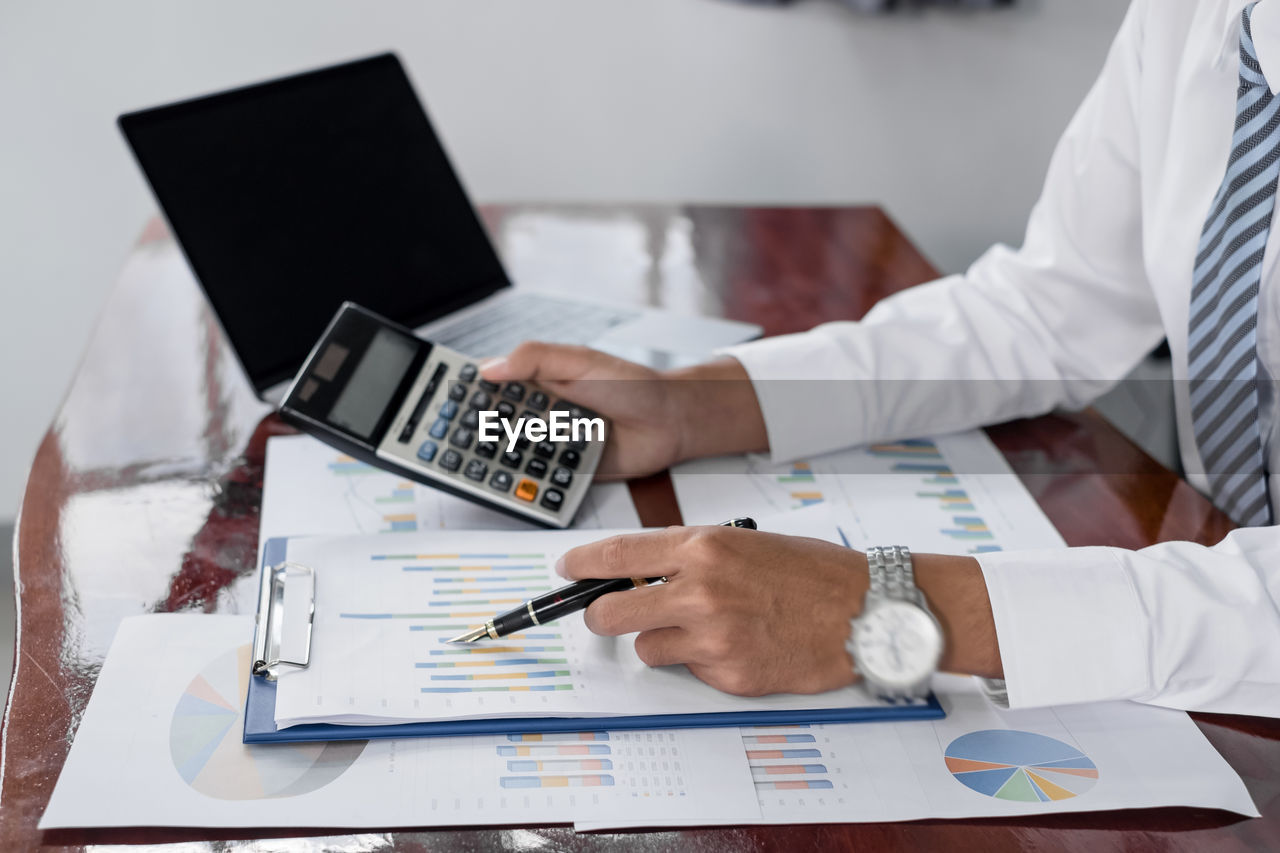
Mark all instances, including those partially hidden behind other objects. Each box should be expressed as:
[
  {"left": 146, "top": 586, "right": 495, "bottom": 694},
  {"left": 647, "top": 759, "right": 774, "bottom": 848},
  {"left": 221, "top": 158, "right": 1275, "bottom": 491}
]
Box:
[{"left": 847, "top": 546, "right": 943, "bottom": 700}]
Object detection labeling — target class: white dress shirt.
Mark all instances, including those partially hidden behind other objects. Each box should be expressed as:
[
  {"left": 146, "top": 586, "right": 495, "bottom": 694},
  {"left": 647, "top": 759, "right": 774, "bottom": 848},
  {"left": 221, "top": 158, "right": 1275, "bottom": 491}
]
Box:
[{"left": 724, "top": 0, "right": 1280, "bottom": 716}]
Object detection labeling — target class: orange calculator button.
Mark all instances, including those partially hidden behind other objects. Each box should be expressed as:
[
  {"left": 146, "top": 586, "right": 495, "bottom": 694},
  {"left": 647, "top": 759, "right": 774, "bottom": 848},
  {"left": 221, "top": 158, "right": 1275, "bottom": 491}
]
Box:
[{"left": 515, "top": 479, "right": 539, "bottom": 502}]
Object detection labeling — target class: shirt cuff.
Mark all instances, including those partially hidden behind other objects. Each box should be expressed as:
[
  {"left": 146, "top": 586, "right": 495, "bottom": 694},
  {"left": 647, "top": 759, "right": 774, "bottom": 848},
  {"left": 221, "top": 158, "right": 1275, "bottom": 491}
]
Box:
[
  {"left": 719, "top": 331, "right": 876, "bottom": 463},
  {"left": 977, "top": 677, "right": 1010, "bottom": 708},
  {"left": 975, "top": 547, "right": 1150, "bottom": 709}
]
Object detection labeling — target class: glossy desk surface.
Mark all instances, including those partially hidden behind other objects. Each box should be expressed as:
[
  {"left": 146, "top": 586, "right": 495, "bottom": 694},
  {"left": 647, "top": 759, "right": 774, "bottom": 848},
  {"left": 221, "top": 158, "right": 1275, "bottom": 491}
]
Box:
[{"left": 8, "top": 206, "right": 1279, "bottom": 851}]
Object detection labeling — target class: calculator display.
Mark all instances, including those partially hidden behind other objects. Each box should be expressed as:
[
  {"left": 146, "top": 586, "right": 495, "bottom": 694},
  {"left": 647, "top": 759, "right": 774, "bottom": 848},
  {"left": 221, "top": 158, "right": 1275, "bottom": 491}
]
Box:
[{"left": 327, "top": 328, "right": 419, "bottom": 439}]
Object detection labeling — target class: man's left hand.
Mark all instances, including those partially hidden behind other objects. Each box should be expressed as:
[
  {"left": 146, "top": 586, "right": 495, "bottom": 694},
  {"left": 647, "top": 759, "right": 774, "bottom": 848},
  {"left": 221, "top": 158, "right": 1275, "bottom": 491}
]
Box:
[{"left": 557, "top": 526, "right": 868, "bottom": 696}]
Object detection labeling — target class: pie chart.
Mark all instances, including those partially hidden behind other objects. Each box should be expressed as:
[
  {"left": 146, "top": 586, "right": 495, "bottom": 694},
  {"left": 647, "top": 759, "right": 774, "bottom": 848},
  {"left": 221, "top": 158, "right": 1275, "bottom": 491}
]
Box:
[
  {"left": 945, "top": 730, "right": 1098, "bottom": 802},
  {"left": 169, "top": 644, "right": 366, "bottom": 800}
]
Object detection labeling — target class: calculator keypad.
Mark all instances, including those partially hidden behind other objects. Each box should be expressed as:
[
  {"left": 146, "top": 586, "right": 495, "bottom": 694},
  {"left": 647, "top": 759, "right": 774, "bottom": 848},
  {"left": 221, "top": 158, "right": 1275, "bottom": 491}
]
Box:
[{"left": 378, "top": 343, "right": 607, "bottom": 527}]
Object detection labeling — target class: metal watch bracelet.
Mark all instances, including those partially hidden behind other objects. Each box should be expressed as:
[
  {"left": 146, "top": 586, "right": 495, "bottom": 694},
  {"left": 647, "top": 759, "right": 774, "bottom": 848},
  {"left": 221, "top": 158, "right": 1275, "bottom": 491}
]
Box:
[{"left": 866, "top": 545, "right": 922, "bottom": 606}]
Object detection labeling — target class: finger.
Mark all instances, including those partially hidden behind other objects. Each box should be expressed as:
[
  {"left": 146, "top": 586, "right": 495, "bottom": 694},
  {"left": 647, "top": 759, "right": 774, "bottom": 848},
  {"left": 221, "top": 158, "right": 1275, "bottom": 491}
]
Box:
[
  {"left": 480, "top": 342, "right": 597, "bottom": 383},
  {"left": 583, "top": 585, "right": 681, "bottom": 636},
  {"left": 556, "top": 528, "right": 690, "bottom": 581},
  {"left": 632, "top": 627, "right": 697, "bottom": 668}
]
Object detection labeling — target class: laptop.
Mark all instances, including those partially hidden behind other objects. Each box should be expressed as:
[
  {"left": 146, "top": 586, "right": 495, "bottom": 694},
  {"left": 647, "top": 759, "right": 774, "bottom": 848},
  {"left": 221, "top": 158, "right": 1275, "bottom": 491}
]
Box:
[{"left": 118, "top": 53, "right": 761, "bottom": 401}]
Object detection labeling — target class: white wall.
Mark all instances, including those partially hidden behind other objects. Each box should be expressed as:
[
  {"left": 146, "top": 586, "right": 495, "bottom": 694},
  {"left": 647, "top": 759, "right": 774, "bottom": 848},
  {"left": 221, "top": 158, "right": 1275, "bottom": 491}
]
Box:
[{"left": 0, "top": 0, "right": 1128, "bottom": 520}]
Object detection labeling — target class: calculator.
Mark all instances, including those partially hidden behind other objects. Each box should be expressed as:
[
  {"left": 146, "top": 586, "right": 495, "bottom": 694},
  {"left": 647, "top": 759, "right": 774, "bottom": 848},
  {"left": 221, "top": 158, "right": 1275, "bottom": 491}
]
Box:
[{"left": 279, "top": 302, "right": 608, "bottom": 528}]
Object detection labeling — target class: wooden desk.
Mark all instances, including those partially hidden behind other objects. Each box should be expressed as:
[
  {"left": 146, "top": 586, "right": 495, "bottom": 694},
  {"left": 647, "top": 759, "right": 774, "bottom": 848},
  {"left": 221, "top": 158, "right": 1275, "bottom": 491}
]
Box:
[{"left": 7, "top": 206, "right": 1278, "bottom": 850}]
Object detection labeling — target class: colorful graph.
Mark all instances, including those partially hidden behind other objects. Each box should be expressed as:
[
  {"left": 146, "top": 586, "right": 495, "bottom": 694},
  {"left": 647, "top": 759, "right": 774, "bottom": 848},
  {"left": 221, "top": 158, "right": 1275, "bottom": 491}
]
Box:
[
  {"left": 777, "top": 463, "right": 823, "bottom": 506},
  {"left": 917, "top": 487, "right": 976, "bottom": 513},
  {"left": 421, "top": 684, "right": 572, "bottom": 694},
  {"left": 169, "top": 645, "right": 365, "bottom": 800},
  {"left": 778, "top": 462, "right": 816, "bottom": 483},
  {"left": 382, "top": 512, "right": 417, "bottom": 533},
  {"left": 742, "top": 726, "right": 833, "bottom": 792},
  {"left": 499, "top": 744, "right": 611, "bottom": 756},
  {"left": 941, "top": 516, "right": 995, "bottom": 541},
  {"left": 869, "top": 439, "right": 944, "bottom": 459},
  {"left": 363, "top": 551, "right": 576, "bottom": 697},
  {"left": 499, "top": 734, "right": 616, "bottom": 789},
  {"left": 375, "top": 482, "right": 415, "bottom": 504},
  {"left": 324, "top": 455, "right": 423, "bottom": 531},
  {"left": 328, "top": 455, "right": 376, "bottom": 476},
  {"left": 945, "top": 730, "right": 1098, "bottom": 802},
  {"left": 500, "top": 775, "right": 615, "bottom": 788}
]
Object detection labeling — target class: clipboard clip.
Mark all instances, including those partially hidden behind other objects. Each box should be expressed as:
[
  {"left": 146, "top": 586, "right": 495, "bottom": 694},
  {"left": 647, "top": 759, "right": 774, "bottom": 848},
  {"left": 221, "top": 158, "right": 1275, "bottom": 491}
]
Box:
[{"left": 252, "top": 561, "right": 315, "bottom": 681}]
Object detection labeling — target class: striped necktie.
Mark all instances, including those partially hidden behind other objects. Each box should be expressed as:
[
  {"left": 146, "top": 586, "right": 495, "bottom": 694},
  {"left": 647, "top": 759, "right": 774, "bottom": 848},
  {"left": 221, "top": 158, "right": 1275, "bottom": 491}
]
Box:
[{"left": 1189, "top": 2, "right": 1275, "bottom": 527}]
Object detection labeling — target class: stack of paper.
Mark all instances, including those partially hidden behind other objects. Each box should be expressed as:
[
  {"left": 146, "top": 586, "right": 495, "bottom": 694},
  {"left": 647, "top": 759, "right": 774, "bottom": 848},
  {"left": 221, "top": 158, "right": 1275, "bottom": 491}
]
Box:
[
  {"left": 39, "top": 431, "right": 1259, "bottom": 830},
  {"left": 41, "top": 614, "right": 1256, "bottom": 830}
]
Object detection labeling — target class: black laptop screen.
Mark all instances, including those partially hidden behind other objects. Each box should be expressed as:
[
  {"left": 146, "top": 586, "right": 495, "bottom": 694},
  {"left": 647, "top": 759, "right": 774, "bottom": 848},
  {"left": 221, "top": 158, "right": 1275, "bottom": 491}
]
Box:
[{"left": 118, "top": 53, "right": 510, "bottom": 394}]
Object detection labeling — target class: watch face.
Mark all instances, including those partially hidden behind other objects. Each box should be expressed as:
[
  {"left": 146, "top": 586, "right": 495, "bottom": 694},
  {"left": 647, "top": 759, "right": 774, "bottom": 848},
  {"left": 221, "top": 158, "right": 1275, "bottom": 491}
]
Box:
[{"left": 852, "top": 600, "right": 943, "bottom": 690}]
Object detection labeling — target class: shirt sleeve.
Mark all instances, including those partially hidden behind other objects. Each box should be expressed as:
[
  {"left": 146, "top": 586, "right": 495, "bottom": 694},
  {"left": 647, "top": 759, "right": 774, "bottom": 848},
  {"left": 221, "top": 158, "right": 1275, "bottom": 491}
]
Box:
[
  {"left": 721, "top": 0, "right": 1162, "bottom": 464},
  {"left": 726, "top": 2, "right": 1280, "bottom": 716},
  {"left": 976, "top": 528, "right": 1280, "bottom": 715}
]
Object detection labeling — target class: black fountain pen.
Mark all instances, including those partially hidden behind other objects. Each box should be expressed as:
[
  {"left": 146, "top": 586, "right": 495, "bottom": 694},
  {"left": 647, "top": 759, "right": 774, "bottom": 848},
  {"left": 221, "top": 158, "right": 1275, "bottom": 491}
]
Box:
[{"left": 448, "top": 517, "right": 757, "bottom": 643}]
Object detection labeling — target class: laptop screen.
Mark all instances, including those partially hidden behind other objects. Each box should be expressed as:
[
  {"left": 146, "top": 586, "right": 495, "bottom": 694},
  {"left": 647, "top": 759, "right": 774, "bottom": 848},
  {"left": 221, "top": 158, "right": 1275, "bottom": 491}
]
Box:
[{"left": 118, "top": 53, "right": 510, "bottom": 395}]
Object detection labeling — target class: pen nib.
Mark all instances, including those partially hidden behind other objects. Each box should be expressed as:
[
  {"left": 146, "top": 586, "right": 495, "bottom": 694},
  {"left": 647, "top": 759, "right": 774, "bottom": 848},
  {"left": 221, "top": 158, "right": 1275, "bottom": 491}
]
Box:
[{"left": 447, "top": 626, "right": 489, "bottom": 644}]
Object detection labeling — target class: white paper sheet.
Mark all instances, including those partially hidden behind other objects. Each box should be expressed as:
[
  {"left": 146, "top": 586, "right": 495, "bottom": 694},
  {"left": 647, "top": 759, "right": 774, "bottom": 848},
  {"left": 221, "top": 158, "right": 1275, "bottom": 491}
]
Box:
[
  {"left": 671, "top": 430, "right": 1064, "bottom": 555},
  {"left": 39, "top": 614, "right": 758, "bottom": 830},
  {"left": 259, "top": 434, "right": 640, "bottom": 554},
  {"left": 43, "top": 615, "right": 1257, "bottom": 829},
  {"left": 273, "top": 509, "right": 899, "bottom": 727},
  {"left": 578, "top": 674, "right": 1257, "bottom": 829},
  {"left": 42, "top": 431, "right": 1260, "bottom": 830}
]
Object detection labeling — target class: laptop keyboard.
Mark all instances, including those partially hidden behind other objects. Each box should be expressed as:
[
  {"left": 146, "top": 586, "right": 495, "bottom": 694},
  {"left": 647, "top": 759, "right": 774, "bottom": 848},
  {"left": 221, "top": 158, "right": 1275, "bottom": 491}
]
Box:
[{"left": 431, "top": 293, "right": 640, "bottom": 357}]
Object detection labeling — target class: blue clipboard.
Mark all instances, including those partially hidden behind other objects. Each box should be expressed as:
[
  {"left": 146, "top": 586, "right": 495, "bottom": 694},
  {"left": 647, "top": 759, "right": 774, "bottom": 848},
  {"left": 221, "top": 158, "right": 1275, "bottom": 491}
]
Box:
[{"left": 243, "top": 537, "right": 944, "bottom": 744}]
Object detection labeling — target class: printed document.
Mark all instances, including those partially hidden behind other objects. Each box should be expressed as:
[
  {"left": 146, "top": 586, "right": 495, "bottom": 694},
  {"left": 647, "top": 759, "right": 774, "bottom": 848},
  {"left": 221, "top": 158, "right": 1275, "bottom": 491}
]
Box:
[
  {"left": 272, "top": 510, "right": 894, "bottom": 727},
  {"left": 43, "top": 617, "right": 1256, "bottom": 830},
  {"left": 260, "top": 433, "right": 641, "bottom": 550},
  {"left": 671, "top": 430, "right": 1064, "bottom": 554},
  {"left": 40, "top": 614, "right": 757, "bottom": 829}
]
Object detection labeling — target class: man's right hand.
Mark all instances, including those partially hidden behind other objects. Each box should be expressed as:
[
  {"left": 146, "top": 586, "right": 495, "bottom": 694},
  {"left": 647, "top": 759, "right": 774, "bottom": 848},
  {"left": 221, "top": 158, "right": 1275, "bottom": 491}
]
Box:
[{"left": 480, "top": 343, "right": 769, "bottom": 480}]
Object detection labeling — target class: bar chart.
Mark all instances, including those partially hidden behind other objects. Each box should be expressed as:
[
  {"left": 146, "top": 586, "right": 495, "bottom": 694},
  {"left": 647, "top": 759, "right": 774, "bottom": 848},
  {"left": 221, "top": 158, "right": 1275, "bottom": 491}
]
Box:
[
  {"left": 669, "top": 430, "right": 1068, "bottom": 558},
  {"left": 339, "top": 550, "right": 578, "bottom": 698},
  {"left": 741, "top": 726, "right": 834, "bottom": 793},
  {"left": 498, "top": 732, "right": 616, "bottom": 789}
]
